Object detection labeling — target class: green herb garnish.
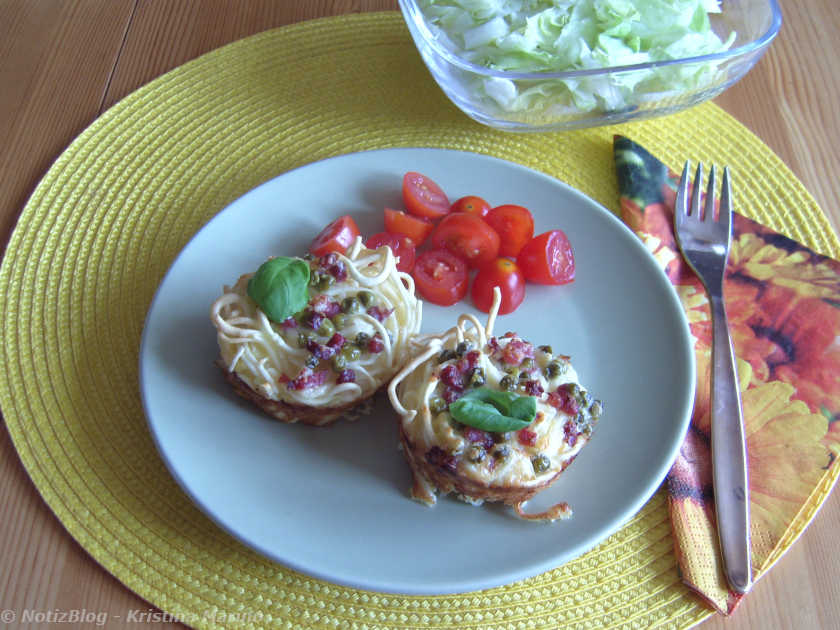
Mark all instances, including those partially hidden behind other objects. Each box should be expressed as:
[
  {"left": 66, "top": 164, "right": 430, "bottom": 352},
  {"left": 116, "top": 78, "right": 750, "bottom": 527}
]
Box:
[
  {"left": 449, "top": 387, "right": 536, "bottom": 432},
  {"left": 247, "top": 256, "right": 310, "bottom": 323}
]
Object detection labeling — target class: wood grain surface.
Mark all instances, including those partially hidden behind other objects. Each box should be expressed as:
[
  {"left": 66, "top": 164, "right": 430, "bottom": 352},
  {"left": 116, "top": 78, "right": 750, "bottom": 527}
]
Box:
[{"left": 1, "top": 1, "right": 838, "bottom": 628}]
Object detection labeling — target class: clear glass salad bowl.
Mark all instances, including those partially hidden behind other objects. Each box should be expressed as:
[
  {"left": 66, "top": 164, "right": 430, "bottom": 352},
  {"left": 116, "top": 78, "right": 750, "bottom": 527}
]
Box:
[{"left": 398, "top": 0, "right": 782, "bottom": 132}]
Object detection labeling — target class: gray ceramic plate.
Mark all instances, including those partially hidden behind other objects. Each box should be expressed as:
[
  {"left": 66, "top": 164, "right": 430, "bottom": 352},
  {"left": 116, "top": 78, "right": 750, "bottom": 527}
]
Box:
[{"left": 140, "top": 148, "right": 695, "bottom": 595}]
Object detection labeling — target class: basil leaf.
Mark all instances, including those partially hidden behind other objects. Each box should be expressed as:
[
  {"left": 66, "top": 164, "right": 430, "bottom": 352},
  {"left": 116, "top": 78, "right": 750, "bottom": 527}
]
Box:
[
  {"left": 509, "top": 394, "right": 536, "bottom": 422},
  {"left": 247, "top": 256, "right": 310, "bottom": 323},
  {"left": 449, "top": 387, "right": 536, "bottom": 432}
]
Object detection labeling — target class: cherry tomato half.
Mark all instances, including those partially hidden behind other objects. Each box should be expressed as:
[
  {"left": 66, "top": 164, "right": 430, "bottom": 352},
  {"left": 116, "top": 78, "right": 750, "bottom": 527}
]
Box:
[
  {"left": 517, "top": 230, "right": 575, "bottom": 285},
  {"left": 429, "top": 212, "right": 500, "bottom": 268},
  {"left": 309, "top": 215, "right": 361, "bottom": 257},
  {"left": 365, "top": 232, "right": 416, "bottom": 273},
  {"left": 384, "top": 207, "right": 434, "bottom": 245},
  {"left": 471, "top": 258, "right": 526, "bottom": 315},
  {"left": 403, "top": 172, "right": 450, "bottom": 220},
  {"left": 412, "top": 249, "right": 469, "bottom": 306},
  {"left": 450, "top": 195, "right": 491, "bottom": 218},
  {"left": 484, "top": 204, "right": 534, "bottom": 258}
]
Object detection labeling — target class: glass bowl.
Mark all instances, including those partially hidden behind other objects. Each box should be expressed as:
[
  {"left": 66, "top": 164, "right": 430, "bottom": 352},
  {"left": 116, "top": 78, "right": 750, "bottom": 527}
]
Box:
[{"left": 398, "top": 0, "right": 782, "bottom": 132}]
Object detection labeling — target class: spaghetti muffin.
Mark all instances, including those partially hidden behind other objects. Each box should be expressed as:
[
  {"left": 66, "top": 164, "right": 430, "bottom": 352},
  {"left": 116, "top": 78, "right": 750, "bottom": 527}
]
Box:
[
  {"left": 388, "top": 290, "right": 601, "bottom": 521},
  {"left": 211, "top": 237, "right": 421, "bottom": 426}
]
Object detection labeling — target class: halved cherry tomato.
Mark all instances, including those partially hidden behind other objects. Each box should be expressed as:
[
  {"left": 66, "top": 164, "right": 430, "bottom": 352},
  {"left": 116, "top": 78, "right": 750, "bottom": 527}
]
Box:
[
  {"left": 450, "top": 195, "right": 491, "bottom": 218},
  {"left": 384, "top": 207, "right": 434, "bottom": 245},
  {"left": 365, "top": 232, "right": 416, "bottom": 273},
  {"left": 471, "top": 258, "right": 526, "bottom": 314},
  {"left": 484, "top": 204, "right": 534, "bottom": 258},
  {"left": 403, "top": 172, "right": 450, "bottom": 220},
  {"left": 412, "top": 249, "right": 469, "bottom": 306},
  {"left": 429, "top": 213, "right": 500, "bottom": 268},
  {"left": 309, "top": 215, "right": 361, "bottom": 257},
  {"left": 517, "top": 229, "right": 575, "bottom": 285}
]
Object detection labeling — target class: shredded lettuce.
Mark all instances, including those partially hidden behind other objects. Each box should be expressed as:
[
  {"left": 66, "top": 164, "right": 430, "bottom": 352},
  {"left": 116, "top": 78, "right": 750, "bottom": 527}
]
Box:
[{"left": 417, "top": 0, "right": 735, "bottom": 116}]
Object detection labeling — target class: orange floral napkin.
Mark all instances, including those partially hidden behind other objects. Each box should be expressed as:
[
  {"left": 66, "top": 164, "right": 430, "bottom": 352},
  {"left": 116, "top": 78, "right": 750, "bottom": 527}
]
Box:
[{"left": 614, "top": 136, "right": 840, "bottom": 614}]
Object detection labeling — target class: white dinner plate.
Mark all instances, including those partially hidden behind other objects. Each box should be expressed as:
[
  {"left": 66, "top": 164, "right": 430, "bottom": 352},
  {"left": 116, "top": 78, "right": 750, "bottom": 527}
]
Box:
[{"left": 140, "top": 148, "right": 695, "bottom": 595}]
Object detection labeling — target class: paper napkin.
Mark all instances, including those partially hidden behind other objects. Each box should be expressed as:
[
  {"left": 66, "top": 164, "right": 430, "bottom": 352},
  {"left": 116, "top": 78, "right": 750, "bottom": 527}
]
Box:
[{"left": 614, "top": 136, "right": 840, "bottom": 614}]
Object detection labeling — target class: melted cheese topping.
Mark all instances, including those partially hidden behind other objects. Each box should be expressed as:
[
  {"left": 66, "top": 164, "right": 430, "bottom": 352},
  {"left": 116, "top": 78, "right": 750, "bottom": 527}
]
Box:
[{"left": 211, "top": 238, "right": 421, "bottom": 409}]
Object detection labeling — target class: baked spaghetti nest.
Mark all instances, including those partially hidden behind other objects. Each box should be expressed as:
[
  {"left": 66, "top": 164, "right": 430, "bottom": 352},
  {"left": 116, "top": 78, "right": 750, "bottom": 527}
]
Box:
[
  {"left": 388, "top": 289, "right": 602, "bottom": 521},
  {"left": 211, "top": 237, "right": 422, "bottom": 426}
]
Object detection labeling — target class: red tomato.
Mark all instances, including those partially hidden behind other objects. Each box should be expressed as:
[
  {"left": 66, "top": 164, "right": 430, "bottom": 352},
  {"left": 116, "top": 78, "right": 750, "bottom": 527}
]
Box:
[
  {"left": 517, "top": 230, "right": 575, "bottom": 285},
  {"left": 365, "top": 232, "right": 416, "bottom": 273},
  {"left": 309, "top": 215, "right": 361, "bottom": 257},
  {"left": 384, "top": 207, "right": 434, "bottom": 245},
  {"left": 471, "top": 258, "right": 526, "bottom": 314},
  {"left": 484, "top": 205, "right": 534, "bottom": 258},
  {"left": 412, "top": 249, "right": 469, "bottom": 306},
  {"left": 429, "top": 213, "right": 500, "bottom": 268},
  {"left": 403, "top": 172, "right": 450, "bottom": 220},
  {"left": 450, "top": 195, "right": 491, "bottom": 218}
]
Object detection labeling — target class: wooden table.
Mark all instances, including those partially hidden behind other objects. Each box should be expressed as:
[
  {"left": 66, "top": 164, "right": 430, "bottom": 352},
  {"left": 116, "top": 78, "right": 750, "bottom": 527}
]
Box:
[{"left": 1, "top": 2, "right": 838, "bottom": 628}]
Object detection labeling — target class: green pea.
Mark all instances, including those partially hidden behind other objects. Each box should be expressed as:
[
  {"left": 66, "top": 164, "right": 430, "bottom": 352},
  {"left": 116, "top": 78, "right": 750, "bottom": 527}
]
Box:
[
  {"left": 317, "top": 274, "right": 334, "bottom": 291},
  {"left": 332, "top": 313, "right": 348, "bottom": 330},
  {"left": 589, "top": 400, "right": 603, "bottom": 418},
  {"left": 354, "top": 332, "right": 371, "bottom": 348},
  {"left": 428, "top": 396, "right": 447, "bottom": 415},
  {"left": 304, "top": 355, "right": 320, "bottom": 369},
  {"left": 538, "top": 345, "right": 552, "bottom": 355},
  {"left": 342, "top": 296, "right": 362, "bottom": 313},
  {"left": 531, "top": 454, "right": 551, "bottom": 474},
  {"left": 317, "top": 318, "right": 335, "bottom": 337},
  {"left": 331, "top": 354, "right": 347, "bottom": 371},
  {"left": 520, "top": 357, "right": 535, "bottom": 372},
  {"left": 358, "top": 290, "right": 375, "bottom": 307},
  {"left": 340, "top": 345, "right": 361, "bottom": 362},
  {"left": 468, "top": 367, "right": 485, "bottom": 388},
  {"left": 499, "top": 375, "right": 515, "bottom": 391},
  {"left": 545, "top": 362, "right": 564, "bottom": 379}
]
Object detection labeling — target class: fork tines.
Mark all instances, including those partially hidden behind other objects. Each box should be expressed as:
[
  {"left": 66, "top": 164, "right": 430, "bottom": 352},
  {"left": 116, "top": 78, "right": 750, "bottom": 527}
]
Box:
[{"left": 677, "top": 161, "right": 732, "bottom": 225}]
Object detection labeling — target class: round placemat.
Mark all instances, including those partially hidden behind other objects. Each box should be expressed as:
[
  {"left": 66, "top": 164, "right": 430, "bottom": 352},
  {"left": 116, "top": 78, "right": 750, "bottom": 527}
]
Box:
[{"left": 2, "top": 11, "right": 838, "bottom": 630}]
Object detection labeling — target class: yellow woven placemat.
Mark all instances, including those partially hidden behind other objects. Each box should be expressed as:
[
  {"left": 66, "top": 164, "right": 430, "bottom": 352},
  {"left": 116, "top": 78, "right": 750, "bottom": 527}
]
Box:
[{"left": 2, "top": 11, "right": 838, "bottom": 630}]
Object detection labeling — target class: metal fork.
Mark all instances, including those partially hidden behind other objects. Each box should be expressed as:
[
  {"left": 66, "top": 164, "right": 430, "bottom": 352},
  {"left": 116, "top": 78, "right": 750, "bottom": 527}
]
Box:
[{"left": 674, "top": 163, "right": 752, "bottom": 594}]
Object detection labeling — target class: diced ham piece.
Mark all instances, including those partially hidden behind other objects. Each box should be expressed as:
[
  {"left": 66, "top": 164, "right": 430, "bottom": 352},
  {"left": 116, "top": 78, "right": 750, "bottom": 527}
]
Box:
[{"left": 287, "top": 368, "right": 329, "bottom": 391}]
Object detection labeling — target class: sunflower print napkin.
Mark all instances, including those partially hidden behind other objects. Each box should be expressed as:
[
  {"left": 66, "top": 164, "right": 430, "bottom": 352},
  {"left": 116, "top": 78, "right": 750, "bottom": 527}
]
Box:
[{"left": 614, "top": 136, "right": 840, "bottom": 615}]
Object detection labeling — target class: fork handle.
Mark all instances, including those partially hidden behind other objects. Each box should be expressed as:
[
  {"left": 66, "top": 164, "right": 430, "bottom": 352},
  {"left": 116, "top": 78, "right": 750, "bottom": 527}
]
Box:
[{"left": 710, "top": 293, "right": 752, "bottom": 594}]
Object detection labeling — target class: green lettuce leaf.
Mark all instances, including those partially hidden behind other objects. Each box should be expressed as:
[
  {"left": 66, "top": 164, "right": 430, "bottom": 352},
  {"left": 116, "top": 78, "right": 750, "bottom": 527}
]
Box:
[{"left": 417, "top": 0, "right": 735, "bottom": 113}]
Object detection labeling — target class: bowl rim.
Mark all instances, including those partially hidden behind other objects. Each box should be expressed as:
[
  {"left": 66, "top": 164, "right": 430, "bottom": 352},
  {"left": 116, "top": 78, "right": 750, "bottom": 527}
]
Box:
[{"left": 398, "top": 0, "right": 782, "bottom": 80}]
